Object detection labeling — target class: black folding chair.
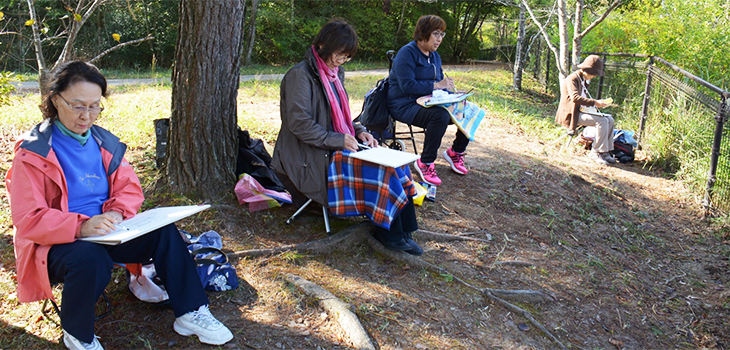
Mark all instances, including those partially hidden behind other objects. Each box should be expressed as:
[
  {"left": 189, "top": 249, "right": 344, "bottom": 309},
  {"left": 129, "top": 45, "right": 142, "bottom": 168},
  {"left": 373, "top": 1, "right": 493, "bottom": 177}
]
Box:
[{"left": 369, "top": 50, "right": 426, "bottom": 154}]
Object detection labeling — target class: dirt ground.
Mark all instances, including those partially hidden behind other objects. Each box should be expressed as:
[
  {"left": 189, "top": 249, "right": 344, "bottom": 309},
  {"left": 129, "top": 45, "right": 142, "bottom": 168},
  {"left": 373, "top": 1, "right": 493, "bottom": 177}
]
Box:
[{"left": 2, "top": 84, "right": 730, "bottom": 350}]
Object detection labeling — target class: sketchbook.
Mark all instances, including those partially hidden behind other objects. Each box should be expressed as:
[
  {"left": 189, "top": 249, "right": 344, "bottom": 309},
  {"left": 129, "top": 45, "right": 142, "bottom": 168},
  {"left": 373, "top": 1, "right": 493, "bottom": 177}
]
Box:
[
  {"left": 348, "top": 147, "right": 420, "bottom": 168},
  {"left": 80, "top": 204, "right": 211, "bottom": 245},
  {"left": 419, "top": 91, "right": 474, "bottom": 107}
]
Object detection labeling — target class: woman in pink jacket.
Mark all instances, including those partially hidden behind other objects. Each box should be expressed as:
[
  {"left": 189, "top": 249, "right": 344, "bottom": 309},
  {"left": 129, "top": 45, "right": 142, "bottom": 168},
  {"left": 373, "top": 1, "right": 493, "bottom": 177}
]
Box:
[{"left": 5, "top": 61, "right": 232, "bottom": 349}]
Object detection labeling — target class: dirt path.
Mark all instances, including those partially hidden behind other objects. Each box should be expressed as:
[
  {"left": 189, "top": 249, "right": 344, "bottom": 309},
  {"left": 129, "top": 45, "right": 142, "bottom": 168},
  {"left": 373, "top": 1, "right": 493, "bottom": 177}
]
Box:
[
  {"left": 3, "top": 65, "right": 727, "bottom": 349},
  {"left": 182, "top": 102, "right": 726, "bottom": 349}
]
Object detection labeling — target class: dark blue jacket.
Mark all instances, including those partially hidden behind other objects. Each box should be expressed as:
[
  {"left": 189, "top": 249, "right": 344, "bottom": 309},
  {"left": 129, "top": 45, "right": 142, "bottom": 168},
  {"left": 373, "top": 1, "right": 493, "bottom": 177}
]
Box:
[{"left": 387, "top": 41, "right": 444, "bottom": 124}]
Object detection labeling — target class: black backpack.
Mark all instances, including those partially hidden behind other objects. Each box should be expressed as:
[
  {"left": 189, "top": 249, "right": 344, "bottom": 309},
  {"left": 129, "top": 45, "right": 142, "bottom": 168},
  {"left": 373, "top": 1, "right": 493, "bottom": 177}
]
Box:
[
  {"left": 611, "top": 140, "right": 635, "bottom": 163},
  {"left": 357, "top": 77, "right": 391, "bottom": 132},
  {"left": 236, "top": 129, "right": 286, "bottom": 192}
]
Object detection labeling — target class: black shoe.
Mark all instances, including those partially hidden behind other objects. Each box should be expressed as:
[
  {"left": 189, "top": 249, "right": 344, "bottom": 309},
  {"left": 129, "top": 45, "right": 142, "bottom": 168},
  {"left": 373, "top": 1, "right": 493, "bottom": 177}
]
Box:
[
  {"left": 373, "top": 231, "right": 412, "bottom": 251},
  {"left": 404, "top": 232, "right": 423, "bottom": 256}
]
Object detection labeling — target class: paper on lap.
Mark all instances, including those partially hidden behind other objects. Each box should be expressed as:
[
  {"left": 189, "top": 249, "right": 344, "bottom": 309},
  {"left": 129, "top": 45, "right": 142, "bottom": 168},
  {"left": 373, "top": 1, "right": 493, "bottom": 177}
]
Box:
[
  {"left": 80, "top": 204, "right": 210, "bottom": 245},
  {"left": 348, "top": 147, "right": 420, "bottom": 168}
]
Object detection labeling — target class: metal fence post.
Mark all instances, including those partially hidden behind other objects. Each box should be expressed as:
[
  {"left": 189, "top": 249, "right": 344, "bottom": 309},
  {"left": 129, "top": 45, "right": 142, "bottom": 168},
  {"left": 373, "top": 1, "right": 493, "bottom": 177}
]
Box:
[
  {"left": 597, "top": 55, "right": 606, "bottom": 99},
  {"left": 703, "top": 97, "right": 728, "bottom": 215},
  {"left": 637, "top": 56, "right": 654, "bottom": 148},
  {"left": 545, "top": 51, "right": 551, "bottom": 93}
]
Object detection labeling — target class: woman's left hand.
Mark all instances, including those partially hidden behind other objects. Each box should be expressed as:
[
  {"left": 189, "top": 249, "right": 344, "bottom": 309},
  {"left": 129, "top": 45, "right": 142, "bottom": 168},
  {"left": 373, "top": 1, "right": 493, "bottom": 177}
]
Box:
[{"left": 357, "top": 132, "right": 378, "bottom": 148}]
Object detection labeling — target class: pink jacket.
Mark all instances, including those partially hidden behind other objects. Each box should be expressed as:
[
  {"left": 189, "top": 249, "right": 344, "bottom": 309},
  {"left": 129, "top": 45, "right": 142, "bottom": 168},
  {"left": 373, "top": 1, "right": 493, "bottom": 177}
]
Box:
[{"left": 5, "top": 120, "right": 144, "bottom": 303}]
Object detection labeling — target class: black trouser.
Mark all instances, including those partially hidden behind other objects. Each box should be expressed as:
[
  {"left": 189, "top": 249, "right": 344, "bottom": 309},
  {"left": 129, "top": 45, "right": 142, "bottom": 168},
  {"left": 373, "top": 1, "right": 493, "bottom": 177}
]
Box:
[
  {"left": 375, "top": 197, "right": 418, "bottom": 241},
  {"left": 47, "top": 224, "right": 208, "bottom": 343},
  {"left": 411, "top": 106, "right": 470, "bottom": 163}
]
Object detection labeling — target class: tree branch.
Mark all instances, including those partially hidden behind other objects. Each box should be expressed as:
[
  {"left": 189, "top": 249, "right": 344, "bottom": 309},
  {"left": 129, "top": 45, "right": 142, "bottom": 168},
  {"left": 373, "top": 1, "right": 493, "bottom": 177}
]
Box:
[
  {"left": 576, "top": 0, "right": 623, "bottom": 39},
  {"left": 521, "top": 0, "right": 565, "bottom": 77},
  {"left": 89, "top": 35, "right": 155, "bottom": 64},
  {"left": 56, "top": 0, "right": 106, "bottom": 67}
]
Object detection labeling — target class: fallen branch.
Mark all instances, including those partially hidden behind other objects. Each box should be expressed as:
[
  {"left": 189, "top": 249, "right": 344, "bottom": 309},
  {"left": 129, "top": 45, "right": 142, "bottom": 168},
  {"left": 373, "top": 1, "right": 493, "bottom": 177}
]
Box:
[
  {"left": 494, "top": 260, "right": 535, "bottom": 268},
  {"left": 365, "top": 234, "right": 563, "bottom": 348},
  {"left": 483, "top": 290, "right": 568, "bottom": 350},
  {"left": 284, "top": 274, "right": 376, "bottom": 350}
]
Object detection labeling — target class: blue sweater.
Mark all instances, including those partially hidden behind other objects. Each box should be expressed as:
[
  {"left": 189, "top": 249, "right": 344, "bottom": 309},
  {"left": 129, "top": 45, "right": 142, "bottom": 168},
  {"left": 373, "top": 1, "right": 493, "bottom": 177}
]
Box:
[
  {"left": 387, "top": 41, "right": 444, "bottom": 124},
  {"left": 51, "top": 124, "right": 109, "bottom": 217}
]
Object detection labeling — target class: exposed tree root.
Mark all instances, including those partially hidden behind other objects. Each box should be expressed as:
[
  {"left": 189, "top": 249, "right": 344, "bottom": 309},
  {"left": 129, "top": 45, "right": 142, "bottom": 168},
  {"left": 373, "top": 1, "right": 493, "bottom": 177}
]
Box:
[
  {"left": 415, "top": 229, "right": 492, "bottom": 243},
  {"left": 231, "top": 223, "right": 565, "bottom": 349},
  {"left": 229, "top": 222, "right": 372, "bottom": 258},
  {"left": 284, "top": 274, "right": 376, "bottom": 350}
]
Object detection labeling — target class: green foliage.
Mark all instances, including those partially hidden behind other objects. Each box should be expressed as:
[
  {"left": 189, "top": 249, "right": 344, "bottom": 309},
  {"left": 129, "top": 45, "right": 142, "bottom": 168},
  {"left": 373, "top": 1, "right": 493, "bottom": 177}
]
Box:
[
  {"left": 585, "top": 0, "right": 730, "bottom": 89},
  {"left": 0, "top": 71, "right": 15, "bottom": 105}
]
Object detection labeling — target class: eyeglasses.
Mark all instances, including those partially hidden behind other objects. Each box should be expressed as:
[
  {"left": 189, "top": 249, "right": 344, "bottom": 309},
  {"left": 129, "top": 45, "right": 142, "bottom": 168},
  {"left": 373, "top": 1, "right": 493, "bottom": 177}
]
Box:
[
  {"left": 334, "top": 52, "right": 352, "bottom": 63},
  {"left": 58, "top": 94, "right": 104, "bottom": 116},
  {"left": 432, "top": 31, "right": 446, "bottom": 38}
]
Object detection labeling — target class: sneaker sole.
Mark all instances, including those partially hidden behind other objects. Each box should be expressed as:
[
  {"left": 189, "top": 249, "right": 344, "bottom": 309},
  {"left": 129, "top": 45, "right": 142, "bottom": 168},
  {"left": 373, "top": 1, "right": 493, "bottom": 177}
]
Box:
[
  {"left": 442, "top": 150, "right": 467, "bottom": 175},
  {"left": 174, "top": 320, "right": 233, "bottom": 345}
]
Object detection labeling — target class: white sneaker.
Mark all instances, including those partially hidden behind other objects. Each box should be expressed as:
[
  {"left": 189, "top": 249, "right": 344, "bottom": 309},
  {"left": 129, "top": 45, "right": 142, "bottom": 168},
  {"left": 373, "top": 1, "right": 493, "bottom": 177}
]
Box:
[
  {"left": 588, "top": 150, "right": 607, "bottom": 165},
  {"left": 601, "top": 152, "right": 617, "bottom": 164},
  {"left": 63, "top": 329, "right": 104, "bottom": 350},
  {"left": 174, "top": 305, "right": 233, "bottom": 345}
]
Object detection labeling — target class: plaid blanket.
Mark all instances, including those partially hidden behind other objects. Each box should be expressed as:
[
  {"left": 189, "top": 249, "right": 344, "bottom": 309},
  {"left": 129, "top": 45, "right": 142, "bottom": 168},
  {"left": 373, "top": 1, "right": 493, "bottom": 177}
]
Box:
[{"left": 327, "top": 150, "right": 416, "bottom": 230}]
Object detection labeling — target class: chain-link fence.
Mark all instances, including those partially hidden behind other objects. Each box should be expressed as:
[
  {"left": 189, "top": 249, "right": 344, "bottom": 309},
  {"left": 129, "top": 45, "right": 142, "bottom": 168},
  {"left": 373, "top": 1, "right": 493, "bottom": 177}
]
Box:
[{"left": 522, "top": 50, "right": 730, "bottom": 214}]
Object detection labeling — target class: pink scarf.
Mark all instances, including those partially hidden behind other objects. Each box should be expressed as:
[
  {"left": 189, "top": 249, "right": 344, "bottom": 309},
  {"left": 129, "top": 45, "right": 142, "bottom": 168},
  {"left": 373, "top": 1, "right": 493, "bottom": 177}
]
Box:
[{"left": 312, "top": 46, "right": 355, "bottom": 136}]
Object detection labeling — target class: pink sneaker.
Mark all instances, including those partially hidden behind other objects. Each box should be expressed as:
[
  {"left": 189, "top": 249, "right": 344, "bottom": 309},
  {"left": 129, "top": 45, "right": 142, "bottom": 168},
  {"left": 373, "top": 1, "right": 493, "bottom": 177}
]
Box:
[
  {"left": 442, "top": 148, "right": 468, "bottom": 175},
  {"left": 414, "top": 159, "right": 441, "bottom": 186}
]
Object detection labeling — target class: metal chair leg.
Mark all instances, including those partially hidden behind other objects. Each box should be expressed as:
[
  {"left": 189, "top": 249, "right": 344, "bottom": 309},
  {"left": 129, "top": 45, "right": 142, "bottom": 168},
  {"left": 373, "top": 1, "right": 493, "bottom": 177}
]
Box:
[
  {"left": 408, "top": 125, "right": 419, "bottom": 155},
  {"left": 286, "top": 199, "right": 313, "bottom": 225},
  {"left": 322, "top": 206, "right": 331, "bottom": 235},
  {"left": 42, "top": 291, "right": 111, "bottom": 323}
]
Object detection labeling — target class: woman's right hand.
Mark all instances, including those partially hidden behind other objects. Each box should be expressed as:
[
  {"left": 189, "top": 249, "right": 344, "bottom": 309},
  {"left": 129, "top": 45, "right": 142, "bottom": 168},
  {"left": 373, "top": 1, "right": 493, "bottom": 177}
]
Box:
[
  {"left": 434, "top": 77, "right": 454, "bottom": 91},
  {"left": 343, "top": 134, "right": 359, "bottom": 152},
  {"left": 594, "top": 100, "right": 609, "bottom": 108},
  {"left": 80, "top": 212, "right": 120, "bottom": 237}
]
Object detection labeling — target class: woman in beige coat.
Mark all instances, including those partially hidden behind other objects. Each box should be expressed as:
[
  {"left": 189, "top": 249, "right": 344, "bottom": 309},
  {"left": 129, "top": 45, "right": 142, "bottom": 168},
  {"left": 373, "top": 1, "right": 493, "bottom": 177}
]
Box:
[{"left": 555, "top": 55, "right": 615, "bottom": 165}]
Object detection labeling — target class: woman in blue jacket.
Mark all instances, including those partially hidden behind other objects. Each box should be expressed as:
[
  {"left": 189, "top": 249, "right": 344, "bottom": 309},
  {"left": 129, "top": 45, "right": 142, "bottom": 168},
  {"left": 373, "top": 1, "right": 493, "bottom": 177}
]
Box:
[{"left": 387, "top": 15, "right": 469, "bottom": 187}]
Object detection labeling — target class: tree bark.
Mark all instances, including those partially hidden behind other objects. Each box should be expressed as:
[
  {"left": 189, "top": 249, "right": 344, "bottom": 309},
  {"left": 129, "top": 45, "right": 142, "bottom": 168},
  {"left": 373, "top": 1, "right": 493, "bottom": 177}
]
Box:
[
  {"left": 168, "top": 0, "right": 246, "bottom": 200},
  {"left": 25, "top": 0, "right": 49, "bottom": 94},
  {"left": 245, "top": 0, "right": 258, "bottom": 66},
  {"left": 512, "top": 3, "right": 526, "bottom": 91},
  {"left": 556, "top": 0, "right": 570, "bottom": 79},
  {"left": 572, "top": 0, "right": 583, "bottom": 67}
]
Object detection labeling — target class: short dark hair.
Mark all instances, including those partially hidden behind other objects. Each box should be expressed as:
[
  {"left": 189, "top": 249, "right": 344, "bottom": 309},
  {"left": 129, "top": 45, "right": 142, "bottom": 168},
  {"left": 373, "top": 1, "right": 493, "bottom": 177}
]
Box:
[
  {"left": 40, "top": 60, "right": 108, "bottom": 120},
  {"left": 414, "top": 15, "right": 446, "bottom": 42},
  {"left": 313, "top": 19, "right": 358, "bottom": 61}
]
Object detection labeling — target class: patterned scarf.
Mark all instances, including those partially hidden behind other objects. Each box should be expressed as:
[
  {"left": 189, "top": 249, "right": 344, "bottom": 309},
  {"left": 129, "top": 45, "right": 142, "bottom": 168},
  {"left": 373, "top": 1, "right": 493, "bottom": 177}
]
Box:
[{"left": 312, "top": 46, "right": 355, "bottom": 136}]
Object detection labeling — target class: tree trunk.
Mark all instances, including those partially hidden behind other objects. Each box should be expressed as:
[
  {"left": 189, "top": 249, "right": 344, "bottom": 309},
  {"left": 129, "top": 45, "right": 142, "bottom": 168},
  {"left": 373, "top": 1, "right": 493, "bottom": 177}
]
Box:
[
  {"left": 245, "top": 0, "right": 258, "bottom": 66},
  {"left": 513, "top": 3, "right": 526, "bottom": 91},
  {"left": 25, "top": 0, "right": 48, "bottom": 94},
  {"left": 167, "top": 0, "right": 246, "bottom": 200},
  {"left": 572, "top": 0, "right": 583, "bottom": 67},
  {"left": 557, "top": 0, "right": 570, "bottom": 80}
]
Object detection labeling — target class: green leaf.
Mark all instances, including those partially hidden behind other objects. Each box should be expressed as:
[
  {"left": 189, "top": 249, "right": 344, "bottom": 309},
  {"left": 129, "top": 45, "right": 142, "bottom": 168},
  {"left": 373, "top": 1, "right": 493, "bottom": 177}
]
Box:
[{"left": 73, "top": 13, "right": 82, "bottom": 22}]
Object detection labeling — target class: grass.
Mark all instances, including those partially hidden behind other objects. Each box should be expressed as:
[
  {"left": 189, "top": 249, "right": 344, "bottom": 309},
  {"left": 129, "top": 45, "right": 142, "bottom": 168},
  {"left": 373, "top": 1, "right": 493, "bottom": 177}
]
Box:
[{"left": 7, "top": 60, "right": 390, "bottom": 83}]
